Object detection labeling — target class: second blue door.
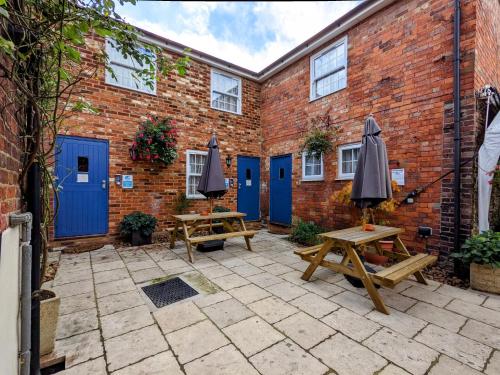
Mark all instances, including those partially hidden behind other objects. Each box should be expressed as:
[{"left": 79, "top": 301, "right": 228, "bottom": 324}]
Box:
[
  {"left": 270, "top": 154, "right": 292, "bottom": 225},
  {"left": 55, "top": 136, "right": 109, "bottom": 238},
  {"left": 237, "top": 156, "right": 260, "bottom": 221}
]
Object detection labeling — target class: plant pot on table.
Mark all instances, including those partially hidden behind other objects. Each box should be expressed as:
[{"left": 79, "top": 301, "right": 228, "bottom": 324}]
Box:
[
  {"left": 40, "top": 290, "right": 60, "bottom": 356},
  {"left": 131, "top": 231, "right": 153, "bottom": 246}
]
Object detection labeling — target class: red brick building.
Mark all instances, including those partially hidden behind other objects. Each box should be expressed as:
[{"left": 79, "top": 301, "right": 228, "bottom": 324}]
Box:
[{"left": 48, "top": 0, "right": 500, "bottom": 255}]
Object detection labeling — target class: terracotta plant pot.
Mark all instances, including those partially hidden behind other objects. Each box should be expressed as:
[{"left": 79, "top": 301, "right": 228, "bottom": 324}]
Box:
[
  {"left": 364, "top": 252, "right": 389, "bottom": 266},
  {"left": 40, "top": 290, "right": 60, "bottom": 356},
  {"left": 362, "top": 223, "right": 375, "bottom": 231},
  {"left": 379, "top": 240, "right": 394, "bottom": 251},
  {"left": 470, "top": 263, "right": 500, "bottom": 294}
]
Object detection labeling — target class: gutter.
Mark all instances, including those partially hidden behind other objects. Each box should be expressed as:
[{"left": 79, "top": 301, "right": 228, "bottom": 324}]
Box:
[
  {"left": 453, "top": 0, "right": 461, "bottom": 252},
  {"left": 138, "top": 0, "right": 397, "bottom": 83}
]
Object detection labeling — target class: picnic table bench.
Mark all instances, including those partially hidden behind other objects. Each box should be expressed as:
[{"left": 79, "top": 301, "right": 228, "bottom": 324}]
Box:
[
  {"left": 294, "top": 225, "right": 437, "bottom": 314},
  {"left": 170, "top": 212, "right": 256, "bottom": 263}
]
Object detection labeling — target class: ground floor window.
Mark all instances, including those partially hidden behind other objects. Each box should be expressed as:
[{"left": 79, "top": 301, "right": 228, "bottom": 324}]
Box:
[
  {"left": 302, "top": 153, "right": 324, "bottom": 181},
  {"left": 186, "top": 150, "right": 207, "bottom": 198},
  {"left": 338, "top": 143, "right": 361, "bottom": 179}
]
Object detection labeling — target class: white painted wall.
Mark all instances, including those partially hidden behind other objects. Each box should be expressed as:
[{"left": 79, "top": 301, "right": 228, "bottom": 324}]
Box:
[{"left": 0, "top": 225, "right": 21, "bottom": 375}]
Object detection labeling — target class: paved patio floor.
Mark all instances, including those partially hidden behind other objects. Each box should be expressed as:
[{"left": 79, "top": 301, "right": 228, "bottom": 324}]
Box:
[{"left": 44, "top": 230, "right": 500, "bottom": 374}]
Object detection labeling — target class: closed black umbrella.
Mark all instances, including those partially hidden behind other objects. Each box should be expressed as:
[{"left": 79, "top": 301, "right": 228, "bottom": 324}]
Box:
[
  {"left": 197, "top": 134, "right": 227, "bottom": 227},
  {"left": 351, "top": 115, "right": 392, "bottom": 210}
]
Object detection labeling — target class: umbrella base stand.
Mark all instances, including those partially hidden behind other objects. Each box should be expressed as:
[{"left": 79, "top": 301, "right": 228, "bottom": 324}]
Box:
[{"left": 196, "top": 240, "right": 224, "bottom": 252}]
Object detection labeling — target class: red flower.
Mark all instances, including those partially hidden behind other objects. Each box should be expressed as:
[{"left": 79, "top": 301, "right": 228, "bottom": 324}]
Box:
[
  {"left": 154, "top": 154, "right": 159, "bottom": 159},
  {"left": 146, "top": 154, "right": 151, "bottom": 160},
  {"left": 147, "top": 138, "right": 152, "bottom": 145},
  {"left": 171, "top": 119, "right": 177, "bottom": 125},
  {"left": 139, "top": 133, "right": 144, "bottom": 138},
  {"left": 160, "top": 135, "right": 165, "bottom": 140},
  {"left": 132, "top": 141, "right": 137, "bottom": 147}
]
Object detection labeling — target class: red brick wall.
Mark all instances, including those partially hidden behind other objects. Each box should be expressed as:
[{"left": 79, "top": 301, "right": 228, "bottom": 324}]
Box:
[
  {"left": 0, "top": 72, "right": 22, "bottom": 231},
  {"left": 261, "top": 0, "right": 477, "bottom": 253},
  {"left": 52, "top": 35, "right": 261, "bottom": 245}
]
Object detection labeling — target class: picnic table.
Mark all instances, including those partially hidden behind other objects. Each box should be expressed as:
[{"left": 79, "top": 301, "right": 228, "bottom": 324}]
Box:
[
  {"left": 170, "top": 211, "right": 257, "bottom": 263},
  {"left": 294, "top": 225, "right": 437, "bottom": 315}
]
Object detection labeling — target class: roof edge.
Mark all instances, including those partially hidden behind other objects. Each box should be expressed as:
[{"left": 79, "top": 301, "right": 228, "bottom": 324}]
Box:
[{"left": 136, "top": 0, "right": 396, "bottom": 83}]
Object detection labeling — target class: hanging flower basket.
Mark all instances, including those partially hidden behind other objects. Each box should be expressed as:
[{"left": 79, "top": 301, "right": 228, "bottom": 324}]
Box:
[{"left": 129, "top": 115, "right": 178, "bottom": 165}]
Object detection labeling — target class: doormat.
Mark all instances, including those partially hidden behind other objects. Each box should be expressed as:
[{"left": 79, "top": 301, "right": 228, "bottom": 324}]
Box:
[{"left": 142, "top": 277, "right": 199, "bottom": 308}]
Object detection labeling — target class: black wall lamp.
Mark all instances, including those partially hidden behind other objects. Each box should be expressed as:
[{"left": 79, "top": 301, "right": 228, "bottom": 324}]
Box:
[{"left": 225, "top": 155, "right": 233, "bottom": 168}]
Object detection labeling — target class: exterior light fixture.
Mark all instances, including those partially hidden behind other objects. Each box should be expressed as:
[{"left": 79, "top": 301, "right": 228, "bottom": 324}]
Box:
[{"left": 225, "top": 155, "right": 233, "bottom": 168}]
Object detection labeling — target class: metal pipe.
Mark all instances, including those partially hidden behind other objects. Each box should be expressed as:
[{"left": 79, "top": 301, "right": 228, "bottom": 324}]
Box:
[
  {"left": 9, "top": 213, "right": 32, "bottom": 375},
  {"left": 453, "top": 0, "right": 461, "bottom": 252},
  {"left": 28, "top": 162, "right": 41, "bottom": 375}
]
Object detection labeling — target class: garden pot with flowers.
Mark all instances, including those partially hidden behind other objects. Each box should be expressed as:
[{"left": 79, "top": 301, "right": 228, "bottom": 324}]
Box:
[
  {"left": 331, "top": 180, "right": 401, "bottom": 265},
  {"left": 129, "top": 115, "right": 178, "bottom": 165}
]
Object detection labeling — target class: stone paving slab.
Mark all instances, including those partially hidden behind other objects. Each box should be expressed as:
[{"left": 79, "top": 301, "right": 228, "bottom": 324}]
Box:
[
  {"left": 222, "top": 316, "right": 284, "bottom": 356},
  {"left": 154, "top": 301, "right": 206, "bottom": 334},
  {"left": 364, "top": 328, "right": 439, "bottom": 375},
  {"left": 184, "top": 345, "right": 260, "bottom": 375},
  {"left": 311, "top": 333, "right": 387, "bottom": 375},
  {"left": 51, "top": 231, "right": 500, "bottom": 374},
  {"left": 112, "top": 351, "right": 183, "bottom": 375},
  {"left": 166, "top": 319, "right": 229, "bottom": 364},
  {"left": 104, "top": 325, "right": 168, "bottom": 372},
  {"left": 250, "top": 339, "right": 328, "bottom": 375},
  {"left": 414, "top": 324, "right": 491, "bottom": 370},
  {"left": 275, "top": 311, "right": 335, "bottom": 349},
  {"left": 97, "top": 290, "right": 145, "bottom": 316},
  {"left": 321, "top": 307, "right": 380, "bottom": 342}
]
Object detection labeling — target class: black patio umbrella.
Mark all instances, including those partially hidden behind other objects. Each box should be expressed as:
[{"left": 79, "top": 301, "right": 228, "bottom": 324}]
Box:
[
  {"left": 197, "top": 134, "right": 227, "bottom": 230},
  {"left": 350, "top": 115, "right": 392, "bottom": 213}
]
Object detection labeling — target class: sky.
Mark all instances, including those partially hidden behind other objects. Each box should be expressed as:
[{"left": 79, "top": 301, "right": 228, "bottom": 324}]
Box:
[{"left": 115, "top": 1, "right": 362, "bottom": 72}]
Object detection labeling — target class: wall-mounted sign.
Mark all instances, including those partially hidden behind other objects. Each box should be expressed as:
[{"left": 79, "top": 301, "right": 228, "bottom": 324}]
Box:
[
  {"left": 391, "top": 168, "right": 405, "bottom": 186},
  {"left": 76, "top": 173, "right": 89, "bottom": 183},
  {"left": 122, "top": 175, "right": 133, "bottom": 189},
  {"left": 224, "top": 178, "right": 229, "bottom": 189}
]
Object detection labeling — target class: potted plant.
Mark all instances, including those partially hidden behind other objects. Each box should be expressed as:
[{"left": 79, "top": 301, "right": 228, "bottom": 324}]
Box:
[
  {"left": 300, "top": 107, "right": 343, "bottom": 157},
  {"left": 40, "top": 290, "right": 60, "bottom": 355},
  {"left": 331, "top": 180, "right": 401, "bottom": 265},
  {"left": 451, "top": 230, "right": 500, "bottom": 293},
  {"left": 129, "top": 115, "right": 178, "bottom": 165},
  {"left": 120, "top": 211, "right": 158, "bottom": 246}
]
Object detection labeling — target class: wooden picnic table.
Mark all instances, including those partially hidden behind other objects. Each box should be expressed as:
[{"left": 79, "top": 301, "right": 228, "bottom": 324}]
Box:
[
  {"left": 295, "top": 225, "right": 437, "bottom": 315},
  {"left": 170, "top": 211, "right": 256, "bottom": 263}
]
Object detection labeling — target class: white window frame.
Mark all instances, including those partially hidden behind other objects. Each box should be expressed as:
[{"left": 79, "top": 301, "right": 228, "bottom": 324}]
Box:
[
  {"left": 302, "top": 152, "right": 324, "bottom": 181},
  {"left": 210, "top": 69, "right": 242, "bottom": 115},
  {"left": 337, "top": 143, "right": 361, "bottom": 180},
  {"left": 310, "top": 36, "right": 348, "bottom": 101},
  {"left": 186, "top": 150, "right": 208, "bottom": 199},
  {"left": 105, "top": 38, "right": 157, "bottom": 95}
]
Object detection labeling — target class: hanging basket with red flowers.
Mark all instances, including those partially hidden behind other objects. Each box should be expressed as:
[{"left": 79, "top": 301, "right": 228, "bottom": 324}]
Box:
[{"left": 129, "top": 115, "right": 178, "bottom": 165}]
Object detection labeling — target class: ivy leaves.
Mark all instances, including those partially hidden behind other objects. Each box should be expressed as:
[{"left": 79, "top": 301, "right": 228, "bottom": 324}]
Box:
[{"left": 451, "top": 231, "right": 500, "bottom": 267}]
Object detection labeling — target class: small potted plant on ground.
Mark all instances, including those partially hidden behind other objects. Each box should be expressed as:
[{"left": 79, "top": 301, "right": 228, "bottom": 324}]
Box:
[
  {"left": 40, "top": 289, "right": 60, "bottom": 355},
  {"left": 120, "top": 211, "right": 158, "bottom": 246},
  {"left": 451, "top": 230, "right": 500, "bottom": 293}
]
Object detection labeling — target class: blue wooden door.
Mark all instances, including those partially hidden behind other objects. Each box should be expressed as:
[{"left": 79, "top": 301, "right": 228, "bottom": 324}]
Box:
[
  {"left": 55, "top": 136, "right": 109, "bottom": 238},
  {"left": 237, "top": 156, "right": 260, "bottom": 221},
  {"left": 270, "top": 155, "right": 292, "bottom": 225}
]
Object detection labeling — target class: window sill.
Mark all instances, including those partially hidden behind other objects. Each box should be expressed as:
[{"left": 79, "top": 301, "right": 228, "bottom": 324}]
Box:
[
  {"left": 104, "top": 80, "right": 157, "bottom": 96},
  {"left": 336, "top": 176, "right": 354, "bottom": 181},
  {"left": 186, "top": 195, "right": 207, "bottom": 200},
  {"left": 302, "top": 177, "right": 324, "bottom": 182},
  {"left": 210, "top": 106, "right": 242, "bottom": 116},
  {"left": 309, "top": 85, "right": 346, "bottom": 103}
]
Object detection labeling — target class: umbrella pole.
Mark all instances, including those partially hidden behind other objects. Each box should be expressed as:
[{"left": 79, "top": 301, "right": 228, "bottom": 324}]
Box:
[{"left": 209, "top": 198, "right": 213, "bottom": 234}]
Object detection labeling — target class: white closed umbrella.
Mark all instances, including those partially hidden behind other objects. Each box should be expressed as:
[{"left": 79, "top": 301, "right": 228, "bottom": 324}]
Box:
[{"left": 478, "top": 111, "right": 500, "bottom": 232}]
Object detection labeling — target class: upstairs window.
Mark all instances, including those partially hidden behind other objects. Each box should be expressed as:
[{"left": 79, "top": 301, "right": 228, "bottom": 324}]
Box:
[
  {"left": 310, "top": 37, "right": 347, "bottom": 100},
  {"left": 338, "top": 143, "right": 361, "bottom": 180},
  {"left": 105, "top": 39, "right": 156, "bottom": 95},
  {"left": 302, "top": 153, "right": 324, "bottom": 181},
  {"left": 211, "top": 70, "right": 242, "bottom": 114},
  {"left": 186, "top": 150, "right": 208, "bottom": 199}
]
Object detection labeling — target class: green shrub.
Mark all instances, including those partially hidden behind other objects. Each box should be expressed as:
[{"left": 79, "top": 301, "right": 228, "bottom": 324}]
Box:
[
  {"left": 174, "top": 192, "right": 191, "bottom": 214},
  {"left": 290, "top": 219, "right": 323, "bottom": 246},
  {"left": 451, "top": 231, "right": 500, "bottom": 267},
  {"left": 119, "top": 211, "right": 157, "bottom": 238}
]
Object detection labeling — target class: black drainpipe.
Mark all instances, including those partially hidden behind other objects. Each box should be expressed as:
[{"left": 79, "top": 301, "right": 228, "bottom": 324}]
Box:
[{"left": 453, "top": 0, "right": 461, "bottom": 253}]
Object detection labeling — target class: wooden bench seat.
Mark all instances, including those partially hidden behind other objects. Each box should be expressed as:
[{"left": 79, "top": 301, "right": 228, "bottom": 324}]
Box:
[
  {"left": 372, "top": 253, "right": 437, "bottom": 288},
  {"left": 189, "top": 230, "right": 257, "bottom": 244},
  {"left": 167, "top": 222, "right": 223, "bottom": 232},
  {"left": 294, "top": 245, "right": 323, "bottom": 258}
]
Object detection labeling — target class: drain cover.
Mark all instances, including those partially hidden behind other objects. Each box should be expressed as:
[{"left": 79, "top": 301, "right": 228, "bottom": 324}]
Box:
[{"left": 142, "top": 277, "right": 199, "bottom": 308}]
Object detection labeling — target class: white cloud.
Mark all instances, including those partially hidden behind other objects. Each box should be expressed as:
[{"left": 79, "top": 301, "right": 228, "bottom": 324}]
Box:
[{"left": 119, "top": 1, "right": 360, "bottom": 71}]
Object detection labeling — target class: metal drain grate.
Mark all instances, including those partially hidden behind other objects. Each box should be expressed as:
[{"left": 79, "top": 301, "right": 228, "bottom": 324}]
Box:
[{"left": 142, "top": 277, "right": 199, "bottom": 308}]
